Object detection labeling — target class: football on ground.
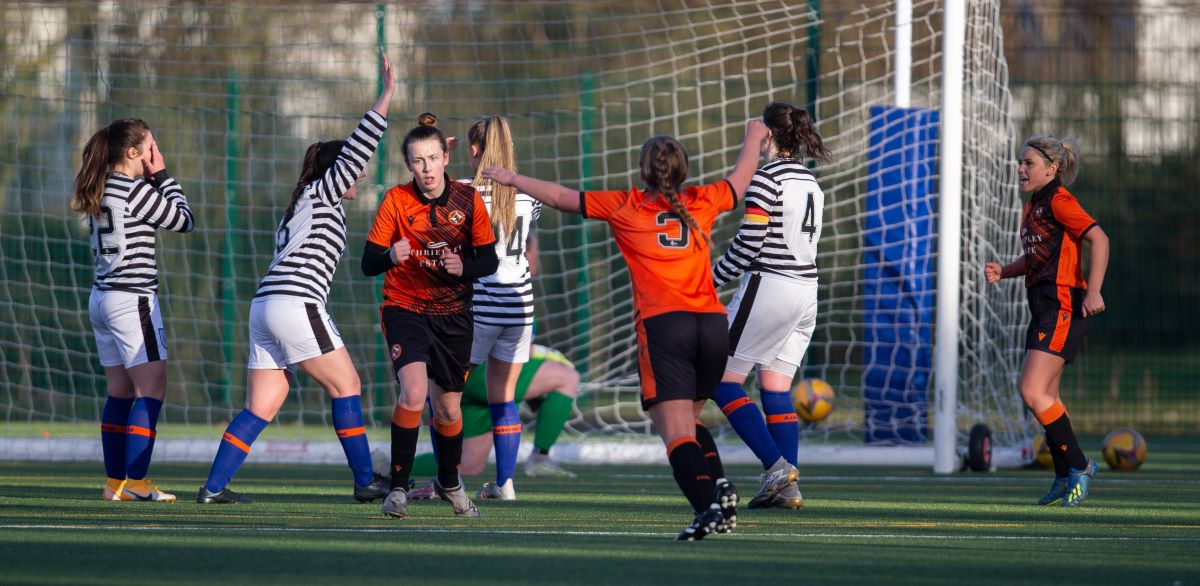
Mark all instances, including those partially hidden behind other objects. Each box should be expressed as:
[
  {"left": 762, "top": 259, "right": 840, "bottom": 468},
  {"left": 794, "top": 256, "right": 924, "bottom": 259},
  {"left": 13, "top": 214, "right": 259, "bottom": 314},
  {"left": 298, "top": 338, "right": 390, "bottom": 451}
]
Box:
[
  {"left": 793, "top": 378, "right": 835, "bottom": 423},
  {"left": 1102, "top": 427, "right": 1148, "bottom": 471}
]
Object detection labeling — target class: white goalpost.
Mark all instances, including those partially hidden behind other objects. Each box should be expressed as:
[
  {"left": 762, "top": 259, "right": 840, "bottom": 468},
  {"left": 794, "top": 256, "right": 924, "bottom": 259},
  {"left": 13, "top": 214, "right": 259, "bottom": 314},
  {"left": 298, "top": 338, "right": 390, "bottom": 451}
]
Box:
[{"left": 0, "top": 0, "right": 1032, "bottom": 469}]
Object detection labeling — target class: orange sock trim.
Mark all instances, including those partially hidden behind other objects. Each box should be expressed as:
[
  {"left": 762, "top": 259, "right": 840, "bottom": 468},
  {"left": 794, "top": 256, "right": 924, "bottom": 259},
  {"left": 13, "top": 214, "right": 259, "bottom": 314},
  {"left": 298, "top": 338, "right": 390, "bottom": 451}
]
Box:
[
  {"left": 1034, "top": 401, "right": 1067, "bottom": 426},
  {"left": 335, "top": 426, "right": 366, "bottom": 439},
  {"left": 493, "top": 424, "right": 522, "bottom": 435},
  {"left": 666, "top": 435, "right": 699, "bottom": 457},
  {"left": 391, "top": 405, "right": 423, "bottom": 429},
  {"left": 766, "top": 413, "right": 799, "bottom": 424},
  {"left": 222, "top": 432, "right": 251, "bottom": 454},
  {"left": 100, "top": 423, "right": 126, "bottom": 434},
  {"left": 433, "top": 417, "right": 463, "bottom": 437},
  {"left": 126, "top": 425, "right": 155, "bottom": 438},
  {"left": 720, "top": 396, "right": 754, "bottom": 416}
]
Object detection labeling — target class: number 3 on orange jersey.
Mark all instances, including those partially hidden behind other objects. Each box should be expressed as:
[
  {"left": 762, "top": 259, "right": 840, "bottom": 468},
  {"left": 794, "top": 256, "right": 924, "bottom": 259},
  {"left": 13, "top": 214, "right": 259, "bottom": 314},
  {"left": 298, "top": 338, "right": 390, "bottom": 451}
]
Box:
[{"left": 656, "top": 212, "right": 690, "bottom": 248}]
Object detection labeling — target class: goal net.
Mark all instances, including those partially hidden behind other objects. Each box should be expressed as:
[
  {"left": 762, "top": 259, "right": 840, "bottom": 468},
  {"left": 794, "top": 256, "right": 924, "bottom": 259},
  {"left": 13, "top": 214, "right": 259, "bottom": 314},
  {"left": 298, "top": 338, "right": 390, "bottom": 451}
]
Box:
[{"left": 1, "top": 0, "right": 1032, "bottom": 467}]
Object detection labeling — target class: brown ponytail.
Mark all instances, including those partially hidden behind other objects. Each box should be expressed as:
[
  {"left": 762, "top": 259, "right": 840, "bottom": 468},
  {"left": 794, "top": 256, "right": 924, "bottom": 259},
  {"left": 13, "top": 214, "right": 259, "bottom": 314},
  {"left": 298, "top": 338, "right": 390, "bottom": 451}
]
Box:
[
  {"left": 287, "top": 140, "right": 349, "bottom": 217},
  {"left": 638, "top": 135, "right": 712, "bottom": 248},
  {"left": 71, "top": 119, "right": 150, "bottom": 217},
  {"left": 763, "top": 102, "right": 831, "bottom": 163},
  {"left": 469, "top": 115, "right": 519, "bottom": 238}
]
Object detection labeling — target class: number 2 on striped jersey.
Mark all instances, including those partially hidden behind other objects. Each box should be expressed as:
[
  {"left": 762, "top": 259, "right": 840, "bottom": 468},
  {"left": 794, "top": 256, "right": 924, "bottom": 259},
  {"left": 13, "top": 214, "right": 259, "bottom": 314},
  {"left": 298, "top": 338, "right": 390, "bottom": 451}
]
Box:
[{"left": 89, "top": 205, "right": 118, "bottom": 256}]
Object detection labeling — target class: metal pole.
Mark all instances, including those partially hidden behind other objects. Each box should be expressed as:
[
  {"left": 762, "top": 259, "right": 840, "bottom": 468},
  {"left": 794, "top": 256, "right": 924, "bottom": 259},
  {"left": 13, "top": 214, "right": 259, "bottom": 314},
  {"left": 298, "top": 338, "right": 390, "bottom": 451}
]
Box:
[
  {"left": 896, "top": 0, "right": 913, "bottom": 107},
  {"left": 934, "top": 0, "right": 965, "bottom": 474}
]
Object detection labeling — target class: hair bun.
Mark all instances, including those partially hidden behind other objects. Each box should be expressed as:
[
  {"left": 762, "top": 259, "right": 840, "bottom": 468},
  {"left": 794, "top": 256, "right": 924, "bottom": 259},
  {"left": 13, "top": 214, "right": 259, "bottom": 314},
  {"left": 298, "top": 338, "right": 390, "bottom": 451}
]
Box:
[{"left": 417, "top": 112, "right": 438, "bottom": 127}]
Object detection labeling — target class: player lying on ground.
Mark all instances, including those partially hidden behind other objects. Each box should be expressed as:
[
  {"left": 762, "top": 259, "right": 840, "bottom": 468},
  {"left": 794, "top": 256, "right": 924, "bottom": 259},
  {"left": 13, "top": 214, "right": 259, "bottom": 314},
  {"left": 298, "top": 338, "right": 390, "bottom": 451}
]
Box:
[{"left": 406, "top": 344, "right": 581, "bottom": 500}]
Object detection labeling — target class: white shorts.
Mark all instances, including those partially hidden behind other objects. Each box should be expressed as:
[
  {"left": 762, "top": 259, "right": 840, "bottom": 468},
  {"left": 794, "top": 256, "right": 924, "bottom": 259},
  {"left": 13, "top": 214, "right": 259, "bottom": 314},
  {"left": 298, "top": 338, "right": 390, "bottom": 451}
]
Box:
[
  {"left": 725, "top": 273, "right": 818, "bottom": 377},
  {"left": 247, "top": 297, "right": 344, "bottom": 370},
  {"left": 89, "top": 289, "right": 168, "bottom": 369},
  {"left": 469, "top": 322, "right": 532, "bottom": 364}
]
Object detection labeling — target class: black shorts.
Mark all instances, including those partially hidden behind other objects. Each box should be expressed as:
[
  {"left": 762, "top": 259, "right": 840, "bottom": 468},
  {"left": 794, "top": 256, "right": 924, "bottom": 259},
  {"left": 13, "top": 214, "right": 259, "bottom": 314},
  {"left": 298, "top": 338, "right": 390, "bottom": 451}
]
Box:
[
  {"left": 1025, "top": 282, "right": 1090, "bottom": 363},
  {"left": 380, "top": 306, "right": 473, "bottom": 392},
  {"left": 635, "top": 311, "right": 729, "bottom": 410}
]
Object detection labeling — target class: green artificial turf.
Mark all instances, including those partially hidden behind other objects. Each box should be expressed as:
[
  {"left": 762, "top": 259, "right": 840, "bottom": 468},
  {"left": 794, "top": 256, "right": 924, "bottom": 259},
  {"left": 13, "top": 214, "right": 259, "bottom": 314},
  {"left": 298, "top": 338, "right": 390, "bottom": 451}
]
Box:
[{"left": 1, "top": 437, "right": 1198, "bottom": 585}]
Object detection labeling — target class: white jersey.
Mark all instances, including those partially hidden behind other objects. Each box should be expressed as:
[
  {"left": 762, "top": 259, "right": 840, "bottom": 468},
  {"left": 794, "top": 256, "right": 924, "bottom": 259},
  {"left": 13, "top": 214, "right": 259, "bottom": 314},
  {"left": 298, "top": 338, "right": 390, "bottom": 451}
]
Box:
[
  {"left": 713, "top": 158, "right": 824, "bottom": 286},
  {"left": 254, "top": 109, "right": 387, "bottom": 304},
  {"left": 90, "top": 171, "right": 194, "bottom": 294},
  {"left": 467, "top": 182, "right": 541, "bottom": 327}
]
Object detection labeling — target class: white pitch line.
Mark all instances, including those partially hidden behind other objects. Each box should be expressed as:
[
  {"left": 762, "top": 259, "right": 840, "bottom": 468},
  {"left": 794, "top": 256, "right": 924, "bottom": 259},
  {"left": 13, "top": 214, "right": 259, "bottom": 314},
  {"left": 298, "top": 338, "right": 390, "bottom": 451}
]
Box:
[
  {"left": 3, "top": 525, "right": 1198, "bottom": 542},
  {"left": 612, "top": 473, "right": 1200, "bottom": 486}
]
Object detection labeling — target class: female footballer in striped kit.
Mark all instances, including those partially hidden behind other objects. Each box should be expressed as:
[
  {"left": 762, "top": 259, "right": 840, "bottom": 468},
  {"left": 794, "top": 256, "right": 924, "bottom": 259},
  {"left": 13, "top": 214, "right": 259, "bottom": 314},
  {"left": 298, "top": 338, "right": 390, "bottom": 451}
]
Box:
[
  {"left": 483, "top": 120, "right": 769, "bottom": 540},
  {"left": 986, "top": 134, "right": 1109, "bottom": 507},
  {"left": 72, "top": 118, "right": 194, "bottom": 502},
  {"left": 198, "top": 54, "right": 396, "bottom": 505},
  {"left": 711, "top": 101, "right": 832, "bottom": 510},
  {"left": 463, "top": 115, "right": 542, "bottom": 501}
]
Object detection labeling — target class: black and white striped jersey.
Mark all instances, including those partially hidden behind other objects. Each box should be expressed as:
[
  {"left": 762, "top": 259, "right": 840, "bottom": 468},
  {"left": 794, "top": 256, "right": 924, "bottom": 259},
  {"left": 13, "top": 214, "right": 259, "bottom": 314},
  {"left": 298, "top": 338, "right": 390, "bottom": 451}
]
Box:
[
  {"left": 254, "top": 109, "right": 387, "bottom": 304},
  {"left": 469, "top": 182, "right": 541, "bottom": 327},
  {"left": 713, "top": 158, "right": 824, "bottom": 286},
  {"left": 89, "top": 171, "right": 194, "bottom": 294}
]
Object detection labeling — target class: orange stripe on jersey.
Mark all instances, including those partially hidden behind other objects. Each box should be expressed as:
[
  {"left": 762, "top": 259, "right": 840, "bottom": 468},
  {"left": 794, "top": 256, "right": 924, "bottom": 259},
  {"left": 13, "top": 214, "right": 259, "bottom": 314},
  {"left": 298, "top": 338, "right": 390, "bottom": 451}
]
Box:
[
  {"left": 721, "top": 396, "right": 754, "bottom": 416},
  {"left": 433, "top": 417, "right": 463, "bottom": 437},
  {"left": 222, "top": 432, "right": 251, "bottom": 454},
  {"left": 766, "top": 413, "right": 799, "bottom": 425},
  {"left": 1057, "top": 232, "right": 1083, "bottom": 290},
  {"left": 336, "top": 426, "right": 366, "bottom": 439},
  {"left": 126, "top": 425, "right": 154, "bottom": 438},
  {"left": 493, "top": 424, "right": 522, "bottom": 435},
  {"left": 1050, "top": 285, "right": 1072, "bottom": 352},
  {"left": 666, "top": 435, "right": 699, "bottom": 456},
  {"left": 1034, "top": 400, "right": 1067, "bottom": 426},
  {"left": 100, "top": 423, "right": 126, "bottom": 434},
  {"left": 391, "top": 405, "right": 423, "bottom": 429},
  {"left": 636, "top": 321, "right": 657, "bottom": 402}
]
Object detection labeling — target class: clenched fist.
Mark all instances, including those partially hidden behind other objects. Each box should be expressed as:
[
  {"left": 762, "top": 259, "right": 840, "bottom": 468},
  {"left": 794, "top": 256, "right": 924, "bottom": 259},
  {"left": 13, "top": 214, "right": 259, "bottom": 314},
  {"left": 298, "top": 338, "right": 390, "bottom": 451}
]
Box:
[
  {"left": 390, "top": 237, "right": 411, "bottom": 264},
  {"left": 442, "top": 249, "right": 463, "bottom": 276}
]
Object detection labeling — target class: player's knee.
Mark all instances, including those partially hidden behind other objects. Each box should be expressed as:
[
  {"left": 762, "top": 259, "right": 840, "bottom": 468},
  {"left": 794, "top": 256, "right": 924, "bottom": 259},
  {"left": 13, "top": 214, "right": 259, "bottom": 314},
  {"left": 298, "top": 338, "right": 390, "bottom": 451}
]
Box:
[{"left": 560, "top": 368, "right": 581, "bottom": 397}]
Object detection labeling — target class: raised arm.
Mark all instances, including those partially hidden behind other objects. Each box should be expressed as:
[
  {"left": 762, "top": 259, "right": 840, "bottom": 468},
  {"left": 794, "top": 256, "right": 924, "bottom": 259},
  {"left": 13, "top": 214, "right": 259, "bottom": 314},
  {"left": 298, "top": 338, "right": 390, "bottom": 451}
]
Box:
[
  {"left": 312, "top": 53, "right": 394, "bottom": 207},
  {"left": 481, "top": 167, "right": 581, "bottom": 213},
  {"left": 725, "top": 120, "right": 770, "bottom": 200},
  {"left": 713, "top": 169, "right": 775, "bottom": 287}
]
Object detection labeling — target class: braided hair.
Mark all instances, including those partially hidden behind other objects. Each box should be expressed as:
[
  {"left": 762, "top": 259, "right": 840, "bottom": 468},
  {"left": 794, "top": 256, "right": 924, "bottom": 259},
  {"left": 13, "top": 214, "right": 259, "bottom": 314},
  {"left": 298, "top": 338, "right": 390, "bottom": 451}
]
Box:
[{"left": 638, "top": 135, "right": 712, "bottom": 248}]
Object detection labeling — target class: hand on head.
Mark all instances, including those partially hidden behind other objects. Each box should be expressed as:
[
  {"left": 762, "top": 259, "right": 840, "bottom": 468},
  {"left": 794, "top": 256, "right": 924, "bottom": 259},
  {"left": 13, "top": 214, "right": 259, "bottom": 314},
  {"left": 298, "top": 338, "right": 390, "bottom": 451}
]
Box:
[
  {"left": 141, "top": 138, "right": 165, "bottom": 176},
  {"left": 481, "top": 167, "right": 516, "bottom": 186}
]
